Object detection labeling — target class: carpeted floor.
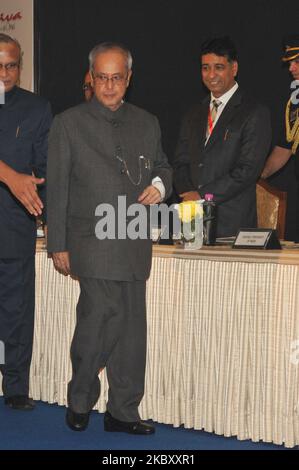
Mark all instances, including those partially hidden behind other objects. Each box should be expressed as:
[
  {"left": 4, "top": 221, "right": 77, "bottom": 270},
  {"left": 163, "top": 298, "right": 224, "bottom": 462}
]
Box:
[{"left": 0, "top": 398, "right": 293, "bottom": 451}]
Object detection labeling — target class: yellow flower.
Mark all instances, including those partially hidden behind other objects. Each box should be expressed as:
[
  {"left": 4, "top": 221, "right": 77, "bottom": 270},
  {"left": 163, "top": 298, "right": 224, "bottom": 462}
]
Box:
[{"left": 178, "top": 201, "right": 203, "bottom": 223}]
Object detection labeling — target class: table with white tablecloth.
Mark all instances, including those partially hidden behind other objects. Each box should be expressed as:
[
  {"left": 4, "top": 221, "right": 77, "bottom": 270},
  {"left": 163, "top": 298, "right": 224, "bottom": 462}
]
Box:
[{"left": 2, "top": 242, "right": 299, "bottom": 447}]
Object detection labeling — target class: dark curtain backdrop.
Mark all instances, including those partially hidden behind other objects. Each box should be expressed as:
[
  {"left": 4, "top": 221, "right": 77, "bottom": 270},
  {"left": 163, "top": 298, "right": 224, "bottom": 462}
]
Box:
[{"left": 35, "top": 0, "right": 299, "bottom": 239}]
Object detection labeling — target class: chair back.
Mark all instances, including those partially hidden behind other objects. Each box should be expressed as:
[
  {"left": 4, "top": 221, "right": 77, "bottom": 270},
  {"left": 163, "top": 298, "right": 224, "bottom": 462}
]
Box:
[{"left": 256, "top": 179, "right": 287, "bottom": 239}]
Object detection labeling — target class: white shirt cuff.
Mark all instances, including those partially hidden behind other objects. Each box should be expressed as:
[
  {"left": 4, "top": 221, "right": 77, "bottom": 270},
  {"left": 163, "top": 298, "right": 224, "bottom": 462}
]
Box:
[{"left": 151, "top": 177, "right": 166, "bottom": 201}]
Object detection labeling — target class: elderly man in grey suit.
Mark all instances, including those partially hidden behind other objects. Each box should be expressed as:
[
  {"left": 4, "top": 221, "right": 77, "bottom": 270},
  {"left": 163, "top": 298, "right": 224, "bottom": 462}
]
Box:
[{"left": 47, "top": 42, "right": 172, "bottom": 434}]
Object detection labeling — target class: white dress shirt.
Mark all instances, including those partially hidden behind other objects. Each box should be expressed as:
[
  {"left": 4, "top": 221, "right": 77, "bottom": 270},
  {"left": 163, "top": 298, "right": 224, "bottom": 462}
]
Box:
[{"left": 206, "top": 82, "right": 239, "bottom": 143}]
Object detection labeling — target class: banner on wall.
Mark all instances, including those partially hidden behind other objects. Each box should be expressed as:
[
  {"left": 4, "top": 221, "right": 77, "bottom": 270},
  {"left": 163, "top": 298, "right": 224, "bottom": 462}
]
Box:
[{"left": 0, "top": 0, "right": 34, "bottom": 91}]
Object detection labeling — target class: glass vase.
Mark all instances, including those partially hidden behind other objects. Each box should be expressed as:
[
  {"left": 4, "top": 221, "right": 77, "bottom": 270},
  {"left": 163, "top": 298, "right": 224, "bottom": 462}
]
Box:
[{"left": 181, "top": 201, "right": 203, "bottom": 250}]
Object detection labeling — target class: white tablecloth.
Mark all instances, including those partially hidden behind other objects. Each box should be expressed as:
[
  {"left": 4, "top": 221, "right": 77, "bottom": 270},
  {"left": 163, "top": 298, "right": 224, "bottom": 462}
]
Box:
[{"left": 2, "top": 244, "right": 299, "bottom": 447}]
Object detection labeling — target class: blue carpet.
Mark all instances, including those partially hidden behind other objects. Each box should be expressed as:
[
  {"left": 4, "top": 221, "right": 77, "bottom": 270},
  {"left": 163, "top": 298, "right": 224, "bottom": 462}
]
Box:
[{"left": 0, "top": 398, "right": 293, "bottom": 450}]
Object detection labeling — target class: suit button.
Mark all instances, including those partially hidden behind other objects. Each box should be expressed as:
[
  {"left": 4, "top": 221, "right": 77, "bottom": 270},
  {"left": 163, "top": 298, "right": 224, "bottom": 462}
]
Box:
[
  {"left": 116, "top": 145, "right": 121, "bottom": 152},
  {"left": 198, "top": 184, "right": 202, "bottom": 189},
  {"left": 111, "top": 120, "right": 118, "bottom": 127},
  {"left": 198, "top": 163, "right": 204, "bottom": 167}
]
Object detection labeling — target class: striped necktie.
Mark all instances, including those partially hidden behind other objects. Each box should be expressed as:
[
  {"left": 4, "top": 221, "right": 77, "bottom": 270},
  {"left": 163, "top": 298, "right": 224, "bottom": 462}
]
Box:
[{"left": 207, "top": 99, "right": 221, "bottom": 138}]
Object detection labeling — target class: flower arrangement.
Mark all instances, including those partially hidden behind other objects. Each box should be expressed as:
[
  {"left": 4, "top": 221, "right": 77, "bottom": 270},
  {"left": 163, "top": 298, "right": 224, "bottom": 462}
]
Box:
[
  {"left": 177, "top": 200, "right": 203, "bottom": 249},
  {"left": 177, "top": 200, "right": 203, "bottom": 223}
]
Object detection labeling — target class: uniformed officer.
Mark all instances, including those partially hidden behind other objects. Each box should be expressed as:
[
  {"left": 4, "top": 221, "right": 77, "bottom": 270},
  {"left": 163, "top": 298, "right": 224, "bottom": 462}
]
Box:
[{"left": 262, "top": 35, "right": 299, "bottom": 184}]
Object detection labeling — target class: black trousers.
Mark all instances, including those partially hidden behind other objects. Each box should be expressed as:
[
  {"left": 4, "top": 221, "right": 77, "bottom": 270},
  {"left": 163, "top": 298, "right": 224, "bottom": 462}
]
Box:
[
  {"left": 67, "top": 278, "right": 147, "bottom": 422},
  {"left": 0, "top": 256, "right": 35, "bottom": 397}
]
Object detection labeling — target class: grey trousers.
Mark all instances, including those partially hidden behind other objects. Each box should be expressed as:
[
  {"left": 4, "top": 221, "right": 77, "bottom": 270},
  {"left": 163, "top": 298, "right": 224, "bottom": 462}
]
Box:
[{"left": 67, "top": 278, "right": 147, "bottom": 422}]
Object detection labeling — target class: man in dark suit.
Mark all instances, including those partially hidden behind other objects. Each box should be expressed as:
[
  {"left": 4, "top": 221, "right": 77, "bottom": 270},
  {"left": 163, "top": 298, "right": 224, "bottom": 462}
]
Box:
[
  {"left": 47, "top": 42, "right": 172, "bottom": 434},
  {"left": 173, "top": 36, "right": 272, "bottom": 238},
  {"left": 0, "top": 34, "right": 52, "bottom": 409}
]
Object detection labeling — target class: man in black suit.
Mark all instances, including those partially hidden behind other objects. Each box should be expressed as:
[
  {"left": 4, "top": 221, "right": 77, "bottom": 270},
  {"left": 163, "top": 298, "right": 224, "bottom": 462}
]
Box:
[
  {"left": 0, "top": 34, "right": 52, "bottom": 410},
  {"left": 173, "top": 36, "right": 272, "bottom": 238}
]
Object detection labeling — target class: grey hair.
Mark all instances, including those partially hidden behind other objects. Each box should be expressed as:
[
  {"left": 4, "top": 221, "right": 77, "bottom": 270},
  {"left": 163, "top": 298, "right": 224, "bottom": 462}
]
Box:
[
  {"left": 0, "top": 33, "right": 22, "bottom": 66},
  {"left": 89, "top": 42, "right": 133, "bottom": 73}
]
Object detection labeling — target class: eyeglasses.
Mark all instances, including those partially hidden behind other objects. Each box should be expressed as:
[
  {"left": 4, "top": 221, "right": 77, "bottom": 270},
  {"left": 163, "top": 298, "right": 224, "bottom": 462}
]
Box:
[
  {"left": 92, "top": 73, "right": 127, "bottom": 85},
  {"left": 0, "top": 62, "right": 19, "bottom": 72}
]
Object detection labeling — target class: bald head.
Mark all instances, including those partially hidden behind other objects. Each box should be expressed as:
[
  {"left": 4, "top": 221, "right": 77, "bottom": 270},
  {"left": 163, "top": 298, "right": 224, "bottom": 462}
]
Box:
[{"left": 0, "top": 35, "right": 21, "bottom": 92}]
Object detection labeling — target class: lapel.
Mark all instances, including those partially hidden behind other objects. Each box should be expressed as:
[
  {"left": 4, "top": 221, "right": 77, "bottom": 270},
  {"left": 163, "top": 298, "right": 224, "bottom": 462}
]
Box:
[
  {"left": 190, "top": 97, "right": 209, "bottom": 156},
  {"left": 204, "top": 88, "right": 242, "bottom": 151},
  {"left": 199, "top": 98, "right": 210, "bottom": 152}
]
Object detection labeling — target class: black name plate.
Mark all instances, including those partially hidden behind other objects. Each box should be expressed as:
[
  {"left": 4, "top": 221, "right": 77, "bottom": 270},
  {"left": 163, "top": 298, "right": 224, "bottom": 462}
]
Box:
[{"left": 232, "top": 228, "right": 281, "bottom": 249}]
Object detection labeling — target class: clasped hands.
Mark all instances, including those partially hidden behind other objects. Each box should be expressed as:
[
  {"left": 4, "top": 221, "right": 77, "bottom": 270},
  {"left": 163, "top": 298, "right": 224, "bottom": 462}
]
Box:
[
  {"left": 179, "top": 191, "right": 201, "bottom": 201},
  {"left": 138, "top": 184, "right": 162, "bottom": 205},
  {"left": 51, "top": 185, "right": 161, "bottom": 277}
]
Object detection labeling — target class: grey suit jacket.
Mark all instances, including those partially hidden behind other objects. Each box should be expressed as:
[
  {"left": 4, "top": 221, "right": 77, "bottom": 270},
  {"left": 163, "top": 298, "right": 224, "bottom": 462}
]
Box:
[
  {"left": 173, "top": 88, "right": 272, "bottom": 237},
  {"left": 47, "top": 98, "right": 172, "bottom": 281}
]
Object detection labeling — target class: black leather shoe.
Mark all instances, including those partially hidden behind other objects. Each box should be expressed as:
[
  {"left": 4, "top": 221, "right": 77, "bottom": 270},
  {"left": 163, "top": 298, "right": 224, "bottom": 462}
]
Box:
[
  {"left": 4, "top": 395, "right": 35, "bottom": 411},
  {"left": 66, "top": 408, "right": 90, "bottom": 431},
  {"left": 104, "top": 410, "right": 155, "bottom": 435}
]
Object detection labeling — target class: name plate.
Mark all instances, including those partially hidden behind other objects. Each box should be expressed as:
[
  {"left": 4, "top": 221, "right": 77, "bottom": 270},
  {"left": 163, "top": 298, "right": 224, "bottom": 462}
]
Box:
[{"left": 232, "top": 228, "right": 281, "bottom": 249}]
